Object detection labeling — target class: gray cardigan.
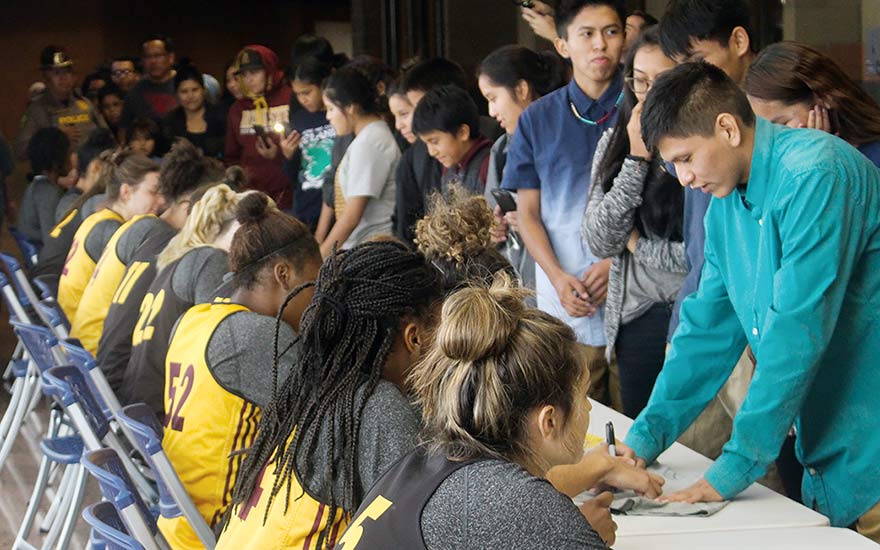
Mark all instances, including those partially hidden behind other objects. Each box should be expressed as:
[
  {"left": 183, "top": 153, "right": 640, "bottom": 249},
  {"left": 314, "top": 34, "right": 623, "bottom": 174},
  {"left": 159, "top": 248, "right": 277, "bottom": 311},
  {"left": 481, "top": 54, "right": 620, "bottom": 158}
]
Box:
[{"left": 582, "top": 130, "right": 687, "bottom": 360}]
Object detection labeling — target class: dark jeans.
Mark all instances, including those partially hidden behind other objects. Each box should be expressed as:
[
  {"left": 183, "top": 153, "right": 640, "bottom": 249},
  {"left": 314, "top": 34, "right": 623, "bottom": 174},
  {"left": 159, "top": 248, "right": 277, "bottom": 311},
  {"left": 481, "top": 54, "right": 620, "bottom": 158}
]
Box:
[{"left": 616, "top": 302, "right": 672, "bottom": 419}]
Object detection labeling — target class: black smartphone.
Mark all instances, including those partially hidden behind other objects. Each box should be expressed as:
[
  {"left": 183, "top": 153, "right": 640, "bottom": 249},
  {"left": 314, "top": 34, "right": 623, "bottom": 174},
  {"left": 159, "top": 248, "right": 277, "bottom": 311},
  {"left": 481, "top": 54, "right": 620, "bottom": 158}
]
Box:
[
  {"left": 253, "top": 124, "right": 271, "bottom": 147},
  {"left": 491, "top": 188, "right": 519, "bottom": 214}
]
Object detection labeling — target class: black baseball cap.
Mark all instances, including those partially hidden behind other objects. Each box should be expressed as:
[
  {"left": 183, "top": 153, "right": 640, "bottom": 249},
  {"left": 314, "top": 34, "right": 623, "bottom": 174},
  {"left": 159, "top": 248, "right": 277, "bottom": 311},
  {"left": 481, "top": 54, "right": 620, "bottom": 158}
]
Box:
[
  {"left": 236, "top": 49, "right": 265, "bottom": 72},
  {"left": 40, "top": 46, "right": 73, "bottom": 70}
]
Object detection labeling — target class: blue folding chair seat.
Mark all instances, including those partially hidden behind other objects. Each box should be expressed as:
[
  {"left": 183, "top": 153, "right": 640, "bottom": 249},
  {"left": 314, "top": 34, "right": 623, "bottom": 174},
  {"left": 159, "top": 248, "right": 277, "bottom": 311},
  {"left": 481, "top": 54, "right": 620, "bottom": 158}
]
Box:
[
  {"left": 82, "top": 502, "right": 144, "bottom": 550},
  {"left": 82, "top": 449, "right": 166, "bottom": 550},
  {"left": 1, "top": 321, "right": 66, "bottom": 473},
  {"left": 42, "top": 363, "right": 158, "bottom": 500},
  {"left": 39, "top": 434, "right": 85, "bottom": 464},
  {"left": 10, "top": 357, "right": 28, "bottom": 378},
  {"left": 9, "top": 325, "right": 91, "bottom": 550}
]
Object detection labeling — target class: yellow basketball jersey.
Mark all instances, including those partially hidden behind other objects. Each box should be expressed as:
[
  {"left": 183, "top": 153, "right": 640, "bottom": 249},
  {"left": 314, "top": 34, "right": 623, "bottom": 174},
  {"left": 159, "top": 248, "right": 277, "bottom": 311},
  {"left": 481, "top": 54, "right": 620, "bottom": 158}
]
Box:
[
  {"left": 57, "top": 208, "right": 123, "bottom": 321},
  {"left": 159, "top": 302, "right": 261, "bottom": 550},
  {"left": 71, "top": 214, "right": 153, "bottom": 355},
  {"left": 217, "top": 436, "right": 347, "bottom": 550},
  {"left": 50, "top": 208, "right": 79, "bottom": 239}
]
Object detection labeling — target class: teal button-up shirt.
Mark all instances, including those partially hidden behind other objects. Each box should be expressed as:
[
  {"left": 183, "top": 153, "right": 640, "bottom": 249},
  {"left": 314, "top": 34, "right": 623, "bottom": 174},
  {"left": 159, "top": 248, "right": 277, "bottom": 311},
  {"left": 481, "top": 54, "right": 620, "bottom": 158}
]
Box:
[{"left": 625, "top": 117, "right": 880, "bottom": 527}]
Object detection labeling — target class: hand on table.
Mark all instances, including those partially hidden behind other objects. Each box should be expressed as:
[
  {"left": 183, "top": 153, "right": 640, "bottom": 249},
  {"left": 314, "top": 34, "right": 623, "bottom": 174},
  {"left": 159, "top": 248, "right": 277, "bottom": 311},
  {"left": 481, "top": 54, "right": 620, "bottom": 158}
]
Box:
[
  {"left": 588, "top": 444, "right": 665, "bottom": 498},
  {"left": 657, "top": 477, "right": 723, "bottom": 504},
  {"left": 580, "top": 491, "right": 617, "bottom": 546}
]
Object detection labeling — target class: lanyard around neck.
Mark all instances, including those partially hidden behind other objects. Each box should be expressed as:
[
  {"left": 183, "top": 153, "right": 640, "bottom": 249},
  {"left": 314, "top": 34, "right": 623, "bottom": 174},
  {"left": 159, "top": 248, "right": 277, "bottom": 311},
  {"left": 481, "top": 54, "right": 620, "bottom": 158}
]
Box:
[{"left": 569, "top": 91, "right": 623, "bottom": 126}]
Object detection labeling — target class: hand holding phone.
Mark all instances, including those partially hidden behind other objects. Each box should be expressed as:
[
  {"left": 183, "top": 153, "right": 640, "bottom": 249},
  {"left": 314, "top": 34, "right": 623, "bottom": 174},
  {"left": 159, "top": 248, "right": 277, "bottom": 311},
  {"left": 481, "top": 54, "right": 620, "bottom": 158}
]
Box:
[
  {"left": 253, "top": 124, "right": 271, "bottom": 148},
  {"left": 491, "top": 188, "right": 519, "bottom": 215}
]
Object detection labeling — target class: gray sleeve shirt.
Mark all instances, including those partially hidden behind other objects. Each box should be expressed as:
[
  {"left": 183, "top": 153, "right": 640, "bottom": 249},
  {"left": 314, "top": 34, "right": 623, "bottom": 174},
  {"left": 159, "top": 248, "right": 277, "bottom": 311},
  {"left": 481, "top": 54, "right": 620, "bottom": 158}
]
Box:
[
  {"left": 171, "top": 247, "right": 229, "bottom": 304},
  {"left": 116, "top": 217, "right": 169, "bottom": 265},
  {"left": 422, "top": 460, "right": 608, "bottom": 550},
  {"left": 206, "top": 311, "right": 298, "bottom": 408},
  {"left": 84, "top": 218, "right": 122, "bottom": 261}
]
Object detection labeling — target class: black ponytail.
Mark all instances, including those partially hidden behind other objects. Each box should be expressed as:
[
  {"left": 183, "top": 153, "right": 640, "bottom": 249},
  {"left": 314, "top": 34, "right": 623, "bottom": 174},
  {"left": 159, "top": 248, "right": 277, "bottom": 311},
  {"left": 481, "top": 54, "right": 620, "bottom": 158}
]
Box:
[
  {"left": 323, "top": 66, "right": 381, "bottom": 116},
  {"left": 478, "top": 45, "right": 565, "bottom": 100}
]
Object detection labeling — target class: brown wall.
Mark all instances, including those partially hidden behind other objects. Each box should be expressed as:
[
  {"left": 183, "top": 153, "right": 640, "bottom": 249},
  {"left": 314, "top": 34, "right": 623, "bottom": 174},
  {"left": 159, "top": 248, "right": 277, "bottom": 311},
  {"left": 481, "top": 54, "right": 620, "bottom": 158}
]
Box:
[{"left": 0, "top": 0, "right": 350, "bottom": 143}]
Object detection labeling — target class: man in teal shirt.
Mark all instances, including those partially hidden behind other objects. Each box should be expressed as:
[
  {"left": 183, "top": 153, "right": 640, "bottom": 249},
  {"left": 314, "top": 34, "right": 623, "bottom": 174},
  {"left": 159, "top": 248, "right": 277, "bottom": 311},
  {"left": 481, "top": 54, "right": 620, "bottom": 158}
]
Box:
[{"left": 626, "top": 61, "right": 880, "bottom": 537}]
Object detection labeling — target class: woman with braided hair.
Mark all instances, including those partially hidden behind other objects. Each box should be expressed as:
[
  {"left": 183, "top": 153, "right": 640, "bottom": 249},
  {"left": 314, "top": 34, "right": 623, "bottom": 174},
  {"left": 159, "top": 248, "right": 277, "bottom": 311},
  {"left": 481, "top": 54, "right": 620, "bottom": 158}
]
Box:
[
  {"left": 217, "top": 239, "right": 444, "bottom": 550},
  {"left": 158, "top": 191, "right": 321, "bottom": 550}
]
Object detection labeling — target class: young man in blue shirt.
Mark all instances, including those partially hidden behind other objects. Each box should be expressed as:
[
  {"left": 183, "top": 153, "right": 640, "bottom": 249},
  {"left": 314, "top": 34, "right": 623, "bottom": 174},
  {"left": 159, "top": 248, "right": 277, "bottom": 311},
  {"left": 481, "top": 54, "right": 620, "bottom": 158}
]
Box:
[
  {"left": 502, "top": 0, "right": 626, "bottom": 408},
  {"left": 626, "top": 61, "right": 880, "bottom": 540}
]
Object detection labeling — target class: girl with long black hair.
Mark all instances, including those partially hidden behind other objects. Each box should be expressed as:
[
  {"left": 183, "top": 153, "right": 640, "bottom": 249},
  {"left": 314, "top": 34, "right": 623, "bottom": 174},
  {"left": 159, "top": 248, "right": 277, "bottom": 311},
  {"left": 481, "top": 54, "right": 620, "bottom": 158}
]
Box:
[{"left": 581, "top": 27, "right": 686, "bottom": 418}]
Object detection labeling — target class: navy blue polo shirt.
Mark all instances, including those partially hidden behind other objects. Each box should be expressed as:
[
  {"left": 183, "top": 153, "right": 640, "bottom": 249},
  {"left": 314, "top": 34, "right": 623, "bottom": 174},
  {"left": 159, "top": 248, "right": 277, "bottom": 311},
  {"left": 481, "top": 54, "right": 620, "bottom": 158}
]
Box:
[{"left": 502, "top": 72, "right": 623, "bottom": 346}]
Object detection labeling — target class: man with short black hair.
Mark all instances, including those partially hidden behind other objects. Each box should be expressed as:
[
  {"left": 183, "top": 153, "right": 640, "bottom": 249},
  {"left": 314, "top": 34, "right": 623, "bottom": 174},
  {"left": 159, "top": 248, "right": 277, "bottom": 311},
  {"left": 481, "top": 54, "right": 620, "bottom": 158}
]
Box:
[
  {"left": 392, "top": 58, "right": 469, "bottom": 243},
  {"left": 502, "top": 0, "right": 626, "bottom": 408},
  {"left": 122, "top": 35, "right": 178, "bottom": 128},
  {"left": 658, "top": 0, "right": 755, "bottom": 84},
  {"left": 110, "top": 56, "right": 142, "bottom": 92},
  {"left": 626, "top": 61, "right": 880, "bottom": 541},
  {"left": 411, "top": 85, "right": 492, "bottom": 194},
  {"left": 661, "top": 0, "right": 756, "bottom": 341},
  {"left": 16, "top": 46, "right": 103, "bottom": 158}
]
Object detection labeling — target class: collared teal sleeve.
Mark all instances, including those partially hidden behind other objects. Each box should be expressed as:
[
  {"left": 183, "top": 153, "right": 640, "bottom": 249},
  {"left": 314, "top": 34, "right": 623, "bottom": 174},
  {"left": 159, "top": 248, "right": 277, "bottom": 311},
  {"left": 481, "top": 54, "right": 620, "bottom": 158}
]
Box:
[
  {"left": 625, "top": 220, "right": 746, "bottom": 465},
  {"left": 705, "top": 168, "right": 861, "bottom": 498}
]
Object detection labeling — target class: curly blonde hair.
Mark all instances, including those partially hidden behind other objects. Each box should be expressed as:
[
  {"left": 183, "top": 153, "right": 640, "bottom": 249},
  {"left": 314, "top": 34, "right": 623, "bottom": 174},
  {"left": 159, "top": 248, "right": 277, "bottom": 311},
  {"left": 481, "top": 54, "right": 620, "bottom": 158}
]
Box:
[
  {"left": 156, "top": 184, "right": 240, "bottom": 271},
  {"left": 415, "top": 185, "right": 495, "bottom": 264}
]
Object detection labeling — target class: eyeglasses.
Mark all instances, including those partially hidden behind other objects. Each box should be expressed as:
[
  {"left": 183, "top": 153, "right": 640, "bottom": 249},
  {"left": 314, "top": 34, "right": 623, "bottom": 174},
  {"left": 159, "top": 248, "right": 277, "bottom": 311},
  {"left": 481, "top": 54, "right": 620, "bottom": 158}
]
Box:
[
  {"left": 111, "top": 69, "right": 134, "bottom": 77},
  {"left": 624, "top": 76, "right": 655, "bottom": 95}
]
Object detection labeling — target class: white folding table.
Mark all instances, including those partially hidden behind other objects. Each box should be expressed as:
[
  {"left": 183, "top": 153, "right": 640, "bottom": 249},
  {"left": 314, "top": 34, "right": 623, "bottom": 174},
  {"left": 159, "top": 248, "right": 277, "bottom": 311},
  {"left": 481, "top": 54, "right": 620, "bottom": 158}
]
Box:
[
  {"left": 612, "top": 526, "right": 878, "bottom": 549},
  {"left": 585, "top": 400, "right": 830, "bottom": 537}
]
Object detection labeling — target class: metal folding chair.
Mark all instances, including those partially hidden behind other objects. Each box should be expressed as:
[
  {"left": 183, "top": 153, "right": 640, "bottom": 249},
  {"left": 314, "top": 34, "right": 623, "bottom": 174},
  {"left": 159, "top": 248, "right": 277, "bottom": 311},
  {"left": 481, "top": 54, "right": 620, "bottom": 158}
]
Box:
[
  {"left": 82, "top": 501, "right": 145, "bottom": 550},
  {"left": 82, "top": 448, "right": 169, "bottom": 550},
  {"left": 9, "top": 323, "right": 83, "bottom": 550},
  {"left": 118, "top": 404, "right": 216, "bottom": 548}
]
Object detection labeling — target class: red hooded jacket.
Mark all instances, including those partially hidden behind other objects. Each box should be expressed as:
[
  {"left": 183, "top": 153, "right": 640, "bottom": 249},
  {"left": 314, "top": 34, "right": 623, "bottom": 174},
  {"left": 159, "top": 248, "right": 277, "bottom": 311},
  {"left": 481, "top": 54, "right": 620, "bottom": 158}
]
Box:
[{"left": 225, "top": 45, "right": 293, "bottom": 209}]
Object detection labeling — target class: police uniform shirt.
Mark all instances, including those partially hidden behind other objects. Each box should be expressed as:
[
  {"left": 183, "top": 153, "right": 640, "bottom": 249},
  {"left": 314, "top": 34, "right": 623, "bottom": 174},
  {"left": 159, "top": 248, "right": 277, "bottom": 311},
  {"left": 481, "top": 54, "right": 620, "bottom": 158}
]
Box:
[{"left": 15, "top": 91, "right": 104, "bottom": 158}]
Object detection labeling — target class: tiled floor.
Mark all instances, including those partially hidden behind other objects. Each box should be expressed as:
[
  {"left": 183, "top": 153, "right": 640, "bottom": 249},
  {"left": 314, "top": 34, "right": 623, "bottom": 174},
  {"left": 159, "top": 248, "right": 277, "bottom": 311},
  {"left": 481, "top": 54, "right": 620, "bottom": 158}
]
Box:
[{"left": 0, "top": 378, "right": 98, "bottom": 549}]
